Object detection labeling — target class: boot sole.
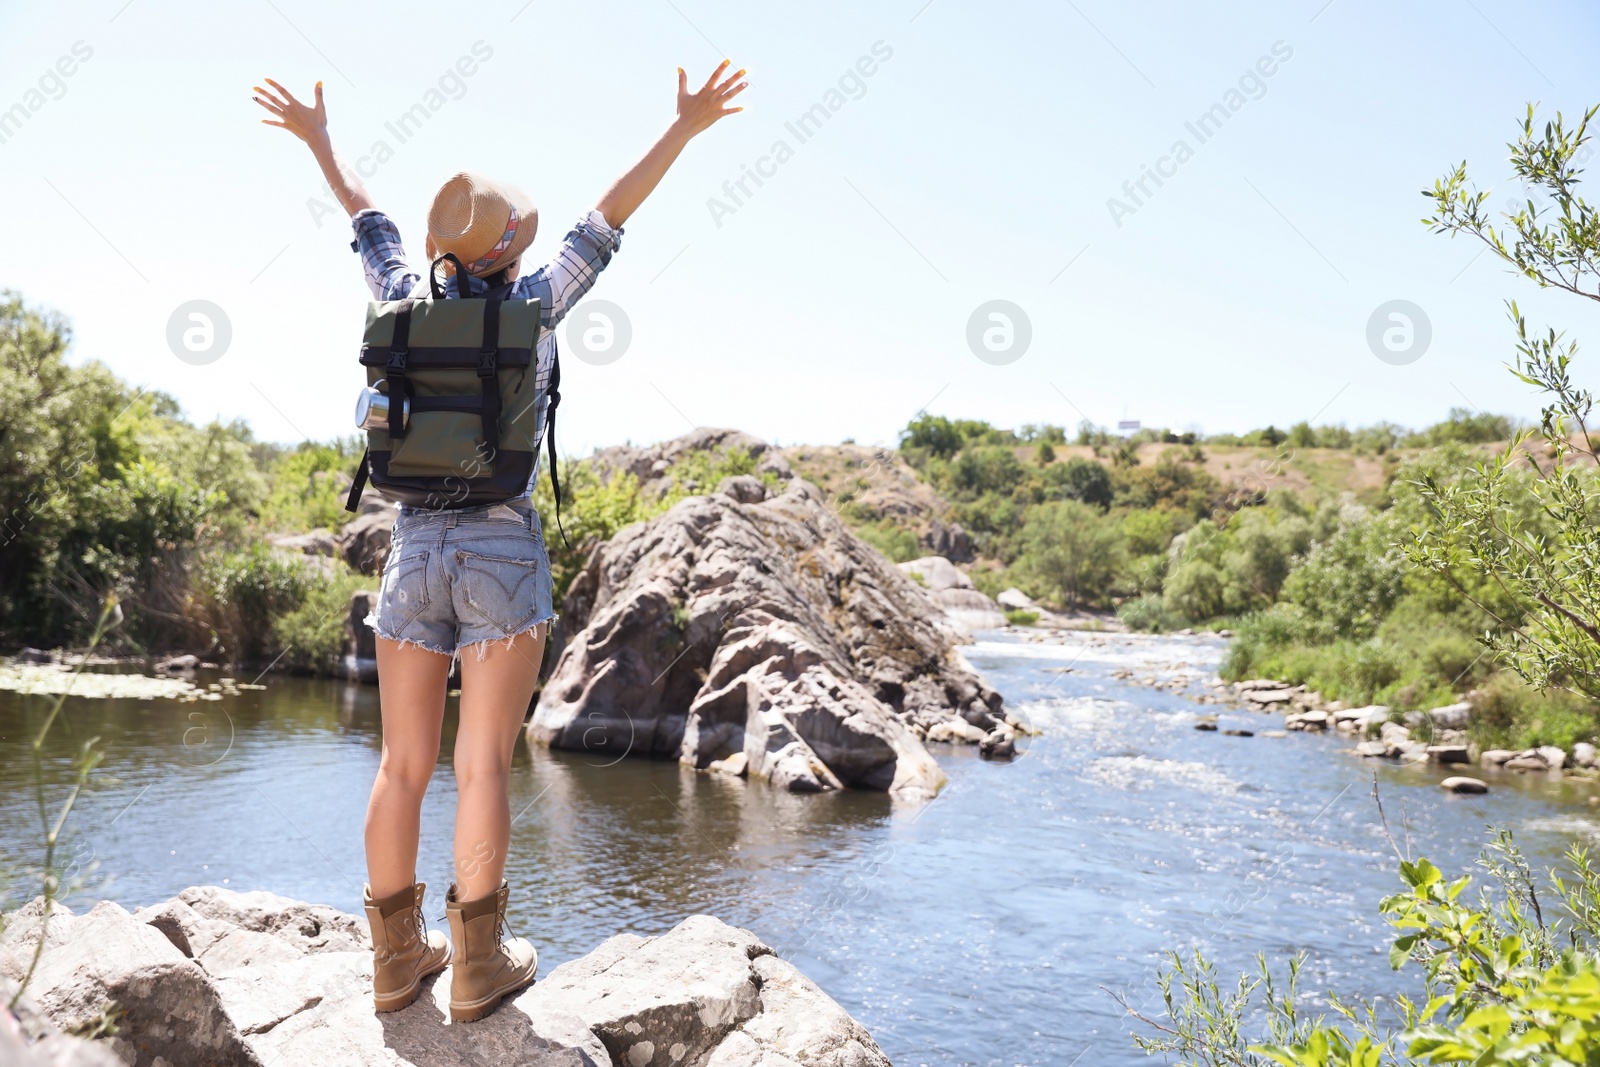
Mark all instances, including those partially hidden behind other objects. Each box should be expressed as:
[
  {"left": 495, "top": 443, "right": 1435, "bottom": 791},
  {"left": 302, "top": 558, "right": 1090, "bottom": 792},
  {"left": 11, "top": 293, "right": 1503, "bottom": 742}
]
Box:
[
  {"left": 449, "top": 969, "right": 538, "bottom": 1023},
  {"left": 373, "top": 951, "right": 452, "bottom": 1014}
]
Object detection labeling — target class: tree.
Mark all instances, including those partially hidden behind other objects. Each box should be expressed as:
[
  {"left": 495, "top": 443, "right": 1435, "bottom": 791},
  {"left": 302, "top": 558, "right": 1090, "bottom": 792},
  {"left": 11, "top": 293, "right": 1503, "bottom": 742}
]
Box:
[
  {"left": 1046, "top": 456, "right": 1114, "bottom": 509},
  {"left": 1410, "top": 104, "right": 1600, "bottom": 699},
  {"left": 1015, "top": 500, "right": 1124, "bottom": 609},
  {"left": 898, "top": 414, "right": 965, "bottom": 459}
]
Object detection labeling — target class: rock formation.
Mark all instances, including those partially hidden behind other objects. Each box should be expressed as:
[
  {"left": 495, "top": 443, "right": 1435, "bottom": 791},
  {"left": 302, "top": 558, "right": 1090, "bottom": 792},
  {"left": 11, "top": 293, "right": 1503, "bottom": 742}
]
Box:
[
  {"left": 1, "top": 887, "right": 891, "bottom": 1067},
  {"left": 529, "top": 462, "right": 1006, "bottom": 802},
  {"left": 342, "top": 590, "right": 379, "bottom": 683},
  {"left": 589, "top": 428, "right": 796, "bottom": 502},
  {"left": 896, "top": 556, "right": 1006, "bottom": 634},
  {"left": 781, "top": 444, "right": 974, "bottom": 562},
  {"left": 339, "top": 495, "right": 400, "bottom": 576}
]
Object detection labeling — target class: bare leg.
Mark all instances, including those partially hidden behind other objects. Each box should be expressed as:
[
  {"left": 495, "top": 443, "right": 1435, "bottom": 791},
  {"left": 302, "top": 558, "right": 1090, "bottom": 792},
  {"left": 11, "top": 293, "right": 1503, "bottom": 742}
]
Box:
[
  {"left": 452, "top": 625, "right": 546, "bottom": 901},
  {"left": 365, "top": 638, "right": 450, "bottom": 898}
]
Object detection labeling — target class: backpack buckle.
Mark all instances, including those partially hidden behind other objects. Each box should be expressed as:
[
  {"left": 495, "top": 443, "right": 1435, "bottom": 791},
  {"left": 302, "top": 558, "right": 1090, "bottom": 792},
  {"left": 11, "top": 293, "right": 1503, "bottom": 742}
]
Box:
[{"left": 477, "top": 349, "right": 496, "bottom": 378}]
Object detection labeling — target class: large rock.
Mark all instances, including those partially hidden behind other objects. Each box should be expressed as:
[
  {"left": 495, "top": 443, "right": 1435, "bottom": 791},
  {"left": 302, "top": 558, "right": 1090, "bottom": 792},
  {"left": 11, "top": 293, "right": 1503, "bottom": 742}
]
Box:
[
  {"left": 1404, "top": 701, "right": 1471, "bottom": 730},
  {"left": 1, "top": 971, "right": 128, "bottom": 1067},
  {"left": 4, "top": 889, "right": 889, "bottom": 1067},
  {"left": 996, "top": 588, "right": 1038, "bottom": 612},
  {"left": 530, "top": 469, "right": 1003, "bottom": 802},
  {"left": 590, "top": 428, "right": 794, "bottom": 502},
  {"left": 898, "top": 557, "right": 1006, "bottom": 633},
  {"left": 0, "top": 898, "right": 261, "bottom": 1066},
  {"left": 338, "top": 503, "right": 399, "bottom": 576},
  {"left": 342, "top": 590, "right": 380, "bottom": 683},
  {"left": 269, "top": 530, "right": 338, "bottom": 557}
]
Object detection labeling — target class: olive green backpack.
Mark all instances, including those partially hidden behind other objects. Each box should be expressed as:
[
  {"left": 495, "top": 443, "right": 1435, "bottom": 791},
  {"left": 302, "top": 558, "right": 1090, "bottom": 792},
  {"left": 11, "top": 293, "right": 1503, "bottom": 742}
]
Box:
[{"left": 344, "top": 254, "right": 564, "bottom": 527}]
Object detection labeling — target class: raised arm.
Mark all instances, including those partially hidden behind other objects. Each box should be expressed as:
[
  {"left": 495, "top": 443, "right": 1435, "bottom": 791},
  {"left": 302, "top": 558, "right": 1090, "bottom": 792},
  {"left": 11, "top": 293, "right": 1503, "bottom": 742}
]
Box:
[
  {"left": 595, "top": 61, "right": 747, "bottom": 229},
  {"left": 253, "top": 79, "right": 374, "bottom": 218}
]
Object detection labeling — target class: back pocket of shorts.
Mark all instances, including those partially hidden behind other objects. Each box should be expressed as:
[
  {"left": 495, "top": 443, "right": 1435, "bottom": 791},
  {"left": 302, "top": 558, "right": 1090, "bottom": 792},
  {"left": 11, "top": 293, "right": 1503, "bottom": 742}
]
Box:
[
  {"left": 456, "top": 550, "right": 542, "bottom": 633},
  {"left": 379, "top": 550, "right": 431, "bottom": 632}
]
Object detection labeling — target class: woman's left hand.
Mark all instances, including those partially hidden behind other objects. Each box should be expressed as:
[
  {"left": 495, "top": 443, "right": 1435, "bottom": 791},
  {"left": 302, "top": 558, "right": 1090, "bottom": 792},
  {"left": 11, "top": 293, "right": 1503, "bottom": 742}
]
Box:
[{"left": 674, "top": 60, "right": 747, "bottom": 138}]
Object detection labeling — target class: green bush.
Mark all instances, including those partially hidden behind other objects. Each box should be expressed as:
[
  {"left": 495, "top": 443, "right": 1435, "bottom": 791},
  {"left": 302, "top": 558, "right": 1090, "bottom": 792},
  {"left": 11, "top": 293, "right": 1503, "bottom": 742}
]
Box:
[
  {"left": 1163, "top": 504, "right": 1312, "bottom": 621},
  {"left": 530, "top": 460, "right": 653, "bottom": 603},
  {"left": 1119, "top": 593, "right": 1185, "bottom": 633},
  {"left": 856, "top": 521, "right": 922, "bottom": 563},
  {"left": 1466, "top": 672, "right": 1600, "bottom": 752},
  {"left": 1004, "top": 609, "right": 1039, "bottom": 626},
  {"left": 1048, "top": 457, "right": 1114, "bottom": 509},
  {"left": 1135, "top": 831, "right": 1600, "bottom": 1064},
  {"left": 273, "top": 566, "right": 373, "bottom": 676},
  {"left": 950, "top": 445, "right": 1027, "bottom": 497},
  {"left": 192, "top": 544, "right": 315, "bottom": 664},
  {"left": 1013, "top": 500, "right": 1125, "bottom": 609},
  {"left": 1280, "top": 507, "right": 1406, "bottom": 639},
  {"left": 260, "top": 440, "right": 362, "bottom": 533}
]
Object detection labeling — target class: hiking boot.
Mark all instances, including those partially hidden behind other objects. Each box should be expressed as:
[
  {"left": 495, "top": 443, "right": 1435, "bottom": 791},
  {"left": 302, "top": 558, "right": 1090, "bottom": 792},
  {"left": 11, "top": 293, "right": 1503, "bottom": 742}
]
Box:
[
  {"left": 364, "top": 881, "right": 452, "bottom": 1012},
  {"left": 444, "top": 881, "right": 538, "bottom": 1022}
]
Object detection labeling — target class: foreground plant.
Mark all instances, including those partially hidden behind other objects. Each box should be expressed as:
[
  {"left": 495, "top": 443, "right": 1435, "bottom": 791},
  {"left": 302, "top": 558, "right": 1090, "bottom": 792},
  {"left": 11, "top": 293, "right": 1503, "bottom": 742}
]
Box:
[
  {"left": 4, "top": 597, "right": 115, "bottom": 1009},
  {"left": 1128, "top": 828, "right": 1600, "bottom": 1064},
  {"left": 1410, "top": 103, "right": 1600, "bottom": 700}
]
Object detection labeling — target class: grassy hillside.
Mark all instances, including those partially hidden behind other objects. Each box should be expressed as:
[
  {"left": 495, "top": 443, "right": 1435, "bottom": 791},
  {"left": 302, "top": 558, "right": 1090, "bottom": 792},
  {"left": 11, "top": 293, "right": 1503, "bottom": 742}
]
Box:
[{"left": 783, "top": 412, "right": 1600, "bottom": 749}]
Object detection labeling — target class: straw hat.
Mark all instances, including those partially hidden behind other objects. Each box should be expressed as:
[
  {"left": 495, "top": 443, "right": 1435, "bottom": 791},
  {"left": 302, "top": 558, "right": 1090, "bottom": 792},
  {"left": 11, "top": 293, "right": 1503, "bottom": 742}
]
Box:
[{"left": 424, "top": 172, "right": 538, "bottom": 278}]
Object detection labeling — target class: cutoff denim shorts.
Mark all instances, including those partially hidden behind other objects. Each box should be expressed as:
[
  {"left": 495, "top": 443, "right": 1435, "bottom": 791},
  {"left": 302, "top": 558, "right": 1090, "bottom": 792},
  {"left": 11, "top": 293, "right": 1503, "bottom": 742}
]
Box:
[{"left": 365, "top": 499, "right": 556, "bottom": 658}]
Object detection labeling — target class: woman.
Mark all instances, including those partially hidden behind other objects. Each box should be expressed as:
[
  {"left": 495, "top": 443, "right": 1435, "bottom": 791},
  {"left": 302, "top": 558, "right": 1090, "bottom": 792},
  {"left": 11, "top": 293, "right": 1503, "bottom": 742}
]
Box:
[{"left": 253, "top": 60, "right": 746, "bottom": 1022}]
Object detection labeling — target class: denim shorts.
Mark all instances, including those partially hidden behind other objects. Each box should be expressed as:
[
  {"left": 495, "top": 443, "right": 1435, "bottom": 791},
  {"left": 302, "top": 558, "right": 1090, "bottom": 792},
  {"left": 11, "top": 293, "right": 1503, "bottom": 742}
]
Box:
[{"left": 365, "top": 499, "right": 555, "bottom": 657}]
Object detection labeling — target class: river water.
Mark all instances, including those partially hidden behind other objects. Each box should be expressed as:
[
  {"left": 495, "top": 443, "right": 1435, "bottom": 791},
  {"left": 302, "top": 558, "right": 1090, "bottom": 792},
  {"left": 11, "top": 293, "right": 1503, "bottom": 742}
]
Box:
[{"left": 4, "top": 631, "right": 1599, "bottom": 1065}]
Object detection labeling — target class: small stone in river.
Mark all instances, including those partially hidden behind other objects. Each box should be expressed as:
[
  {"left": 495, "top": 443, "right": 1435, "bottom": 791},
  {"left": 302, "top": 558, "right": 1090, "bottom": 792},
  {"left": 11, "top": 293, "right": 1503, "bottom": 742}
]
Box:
[
  {"left": 1222, "top": 728, "right": 1253, "bottom": 737},
  {"left": 1440, "top": 776, "right": 1488, "bottom": 795},
  {"left": 1194, "top": 721, "right": 1218, "bottom": 732},
  {"left": 1537, "top": 745, "right": 1567, "bottom": 771},
  {"left": 1355, "top": 740, "right": 1388, "bottom": 758},
  {"left": 708, "top": 751, "right": 748, "bottom": 777},
  {"left": 1261, "top": 729, "right": 1288, "bottom": 738},
  {"left": 979, "top": 730, "right": 1016, "bottom": 759},
  {"left": 1427, "top": 745, "right": 1471, "bottom": 765}
]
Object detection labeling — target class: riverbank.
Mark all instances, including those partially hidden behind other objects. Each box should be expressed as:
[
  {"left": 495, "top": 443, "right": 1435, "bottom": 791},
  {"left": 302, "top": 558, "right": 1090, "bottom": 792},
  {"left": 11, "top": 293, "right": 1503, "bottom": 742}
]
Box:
[
  {"left": 1102, "top": 642, "right": 1600, "bottom": 796},
  {"left": 2, "top": 886, "right": 887, "bottom": 1067}
]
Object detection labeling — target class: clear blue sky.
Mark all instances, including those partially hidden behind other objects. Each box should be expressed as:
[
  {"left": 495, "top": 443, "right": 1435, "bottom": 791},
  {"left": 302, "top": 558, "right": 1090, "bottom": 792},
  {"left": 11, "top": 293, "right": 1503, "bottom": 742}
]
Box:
[{"left": 1, "top": 0, "right": 1595, "bottom": 454}]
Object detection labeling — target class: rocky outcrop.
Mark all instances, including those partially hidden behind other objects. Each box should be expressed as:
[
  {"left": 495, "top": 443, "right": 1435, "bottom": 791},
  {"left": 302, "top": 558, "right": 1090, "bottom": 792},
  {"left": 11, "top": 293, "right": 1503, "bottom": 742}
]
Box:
[
  {"left": 781, "top": 443, "right": 973, "bottom": 562},
  {"left": 897, "top": 557, "right": 1006, "bottom": 634},
  {"left": 1, "top": 888, "right": 890, "bottom": 1067},
  {"left": 269, "top": 530, "right": 339, "bottom": 557},
  {"left": 530, "top": 471, "right": 1005, "bottom": 802},
  {"left": 339, "top": 496, "right": 400, "bottom": 576},
  {"left": 590, "top": 428, "right": 796, "bottom": 502},
  {"left": 342, "top": 590, "right": 380, "bottom": 683}
]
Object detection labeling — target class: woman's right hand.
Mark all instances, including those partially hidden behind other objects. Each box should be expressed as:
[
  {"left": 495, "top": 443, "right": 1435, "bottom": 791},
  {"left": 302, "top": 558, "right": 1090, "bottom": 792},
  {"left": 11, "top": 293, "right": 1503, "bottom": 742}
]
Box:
[
  {"left": 253, "top": 78, "right": 375, "bottom": 218},
  {"left": 254, "top": 78, "right": 329, "bottom": 148}
]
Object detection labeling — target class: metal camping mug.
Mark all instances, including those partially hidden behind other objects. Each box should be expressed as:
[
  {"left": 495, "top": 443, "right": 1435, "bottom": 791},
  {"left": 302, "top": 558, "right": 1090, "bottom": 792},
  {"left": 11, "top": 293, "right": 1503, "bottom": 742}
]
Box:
[{"left": 354, "top": 385, "right": 409, "bottom": 431}]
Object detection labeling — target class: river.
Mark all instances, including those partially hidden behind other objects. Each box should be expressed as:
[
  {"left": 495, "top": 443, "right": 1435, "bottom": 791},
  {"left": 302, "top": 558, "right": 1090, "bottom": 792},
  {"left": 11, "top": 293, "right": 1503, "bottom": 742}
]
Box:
[{"left": 3, "top": 630, "right": 1598, "bottom": 1065}]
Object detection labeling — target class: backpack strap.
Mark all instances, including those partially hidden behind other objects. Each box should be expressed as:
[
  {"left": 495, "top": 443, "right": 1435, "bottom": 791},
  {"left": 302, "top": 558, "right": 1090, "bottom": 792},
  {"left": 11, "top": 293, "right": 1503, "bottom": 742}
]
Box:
[
  {"left": 384, "top": 300, "right": 414, "bottom": 439},
  {"left": 344, "top": 448, "right": 370, "bottom": 513},
  {"left": 429, "top": 253, "right": 473, "bottom": 300},
  {"left": 544, "top": 335, "right": 569, "bottom": 549},
  {"left": 477, "top": 295, "right": 503, "bottom": 453}
]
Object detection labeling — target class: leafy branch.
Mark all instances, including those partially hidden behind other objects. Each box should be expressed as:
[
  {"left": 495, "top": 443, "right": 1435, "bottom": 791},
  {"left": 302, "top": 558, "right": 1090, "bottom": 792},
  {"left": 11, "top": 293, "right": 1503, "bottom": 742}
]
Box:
[{"left": 6, "top": 596, "right": 117, "bottom": 1010}]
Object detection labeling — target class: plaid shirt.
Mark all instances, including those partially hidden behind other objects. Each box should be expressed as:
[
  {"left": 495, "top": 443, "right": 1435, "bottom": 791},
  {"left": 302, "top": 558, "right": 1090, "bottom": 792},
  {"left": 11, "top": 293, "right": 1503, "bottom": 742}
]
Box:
[{"left": 351, "top": 208, "right": 622, "bottom": 495}]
